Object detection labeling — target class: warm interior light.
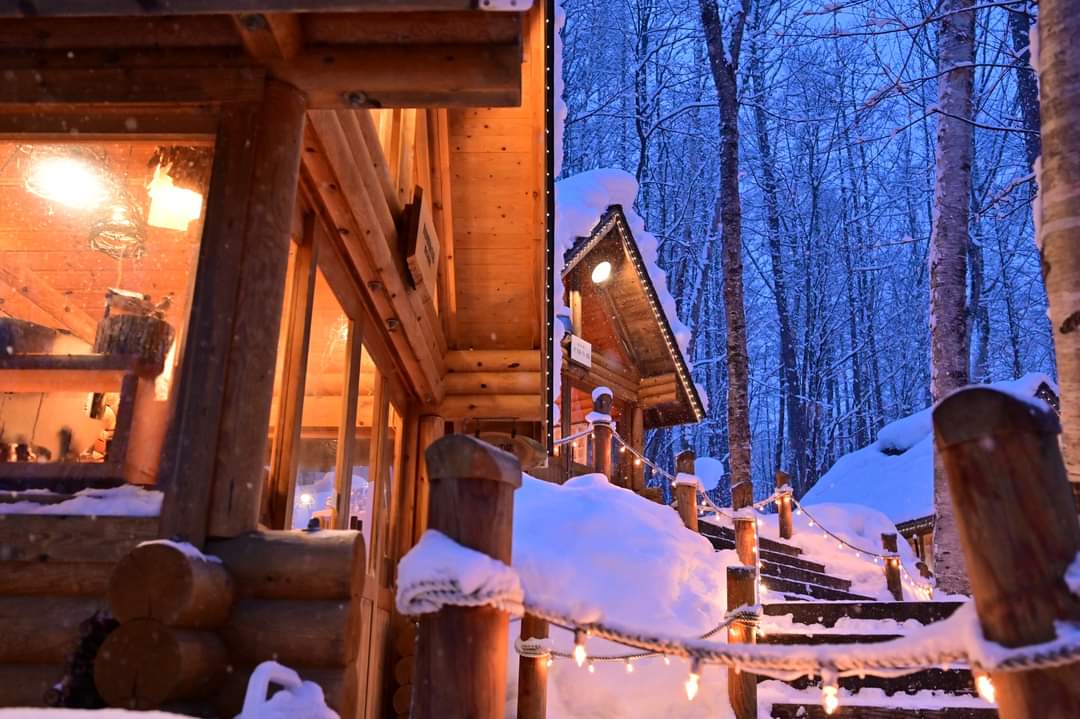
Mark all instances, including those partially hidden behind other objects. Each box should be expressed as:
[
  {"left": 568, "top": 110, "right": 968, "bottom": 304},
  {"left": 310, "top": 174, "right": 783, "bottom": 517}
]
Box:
[
  {"left": 148, "top": 163, "right": 204, "bottom": 231},
  {"left": 591, "top": 260, "right": 612, "bottom": 284},
  {"left": 26, "top": 155, "right": 110, "bottom": 210}
]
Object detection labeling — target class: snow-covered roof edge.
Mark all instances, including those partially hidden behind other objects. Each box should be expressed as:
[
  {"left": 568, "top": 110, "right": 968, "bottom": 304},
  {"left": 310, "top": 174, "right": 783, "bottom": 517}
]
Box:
[{"left": 563, "top": 203, "right": 706, "bottom": 422}]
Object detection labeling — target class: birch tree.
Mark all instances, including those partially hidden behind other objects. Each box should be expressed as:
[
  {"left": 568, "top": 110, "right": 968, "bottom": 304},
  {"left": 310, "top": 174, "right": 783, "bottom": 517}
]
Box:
[
  {"left": 930, "top": 0, "right": 977, "bottom": 594},
  {"left": 1037, "top": 0, "right": 1080, "bottom": 508}
]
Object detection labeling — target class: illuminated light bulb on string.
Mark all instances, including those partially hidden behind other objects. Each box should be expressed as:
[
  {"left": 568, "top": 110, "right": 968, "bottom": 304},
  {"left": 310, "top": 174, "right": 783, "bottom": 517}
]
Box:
[
  {"left": 546, "top": 657, "right": 554, "bottom": 668},
  {"left": 663, "top": 655, "right": 671, "bottom": 666},
  {"left": 795, "top": 509, "right": 802, "bottom": 516},
  {"left": 587, "top": 661, "right": 596, "bottom": 674},
  {"left": 822, "top": 684, "right": 840, "bottom": 715},
  {"left": 573, "top": 630, "right": 588, "bottom": 667},
  {"left": 808, "top": 520, "right": 814, "bottom": 527},
  {"left": 634, "top": 458, "right": 642, "bottom": 466},
  {"left": 685, "top": 658, "right": 702, "bottom": 701},
  {"left": 625, "top": 660, "right": 634, "bottom": 673}
]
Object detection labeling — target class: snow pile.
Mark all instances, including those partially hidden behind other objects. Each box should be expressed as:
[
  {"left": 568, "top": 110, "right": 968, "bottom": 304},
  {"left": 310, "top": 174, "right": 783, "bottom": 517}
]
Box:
[
  {"left": 695, "top": 457, "right": 725, "bottom": 492},
  {"left": 804, "top": 373, "right": 1057, "bottom": 524},
  {"left": 554, "top": 169, "right": 704, "bottom": 419},
  {"left": 752, "top": 503, "right": 936, "bottom": 602},
  {"left": 397, "top": 529, "right": 523, "bottom": 616},
  {"left": 508, "top": 473, "right": 737, "bottom": 718},
  {"left": 237, "top": 661, "right": 338, "bottom": 719},
  {"left": 0, "top": 484, "right": 162, "bottom": 516},
  {"left": 138, "top": 539, "right": 222, "bottom": 563}
]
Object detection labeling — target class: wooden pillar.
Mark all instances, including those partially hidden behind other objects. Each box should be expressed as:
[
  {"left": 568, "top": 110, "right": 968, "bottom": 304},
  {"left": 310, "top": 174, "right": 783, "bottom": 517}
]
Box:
[
  {"left": 560, "top": 371, "right": 572, "bottom": 483},
  {"left": 883, "top": 555, "right": 902, "bottom": 601},
  {"left": 674, "top": 449, "right": 698, "bottom": 532},
  {"left": 413, "top": 435, "right": 522, "bottom": 719},
  {"left": 630, "top": 404, "right": 645, "bottom": 491},
  {"left": 591, "top": 388, "right": 613, "bottom": 480},
  {"left": 934, "top": 387, "right": 1080, "bottom": 718},
  {"left": 775, "top": 470, "right": 793, "bottom": 540},
  {"left": 726, "top": 566, "right": 757, "bottom": 719},
  {"left": 516, "top": 614, "right": 549, "bottom": 719},
  {"left": 160, "top": 79, "right": 308, "bottom": 545},
  {"left": 412, "top": 414, "right": 446, "bottom": 545},
  {"left": 881, "top": 532, "right": 899, "bottom": 553},
  {"left": 734, "top": 516, "right": 757, "bottom": 567}
]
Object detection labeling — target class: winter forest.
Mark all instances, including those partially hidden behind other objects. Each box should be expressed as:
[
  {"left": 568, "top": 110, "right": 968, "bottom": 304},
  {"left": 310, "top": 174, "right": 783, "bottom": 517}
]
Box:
[{"left": 560, "top": 0, "right": 1049, "bottom": 502}]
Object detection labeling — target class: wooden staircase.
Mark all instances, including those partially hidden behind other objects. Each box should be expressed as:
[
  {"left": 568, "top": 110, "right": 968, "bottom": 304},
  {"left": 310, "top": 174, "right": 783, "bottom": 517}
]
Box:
[{"left": 698, "top": 521, "right": 997, "bottom": 718}]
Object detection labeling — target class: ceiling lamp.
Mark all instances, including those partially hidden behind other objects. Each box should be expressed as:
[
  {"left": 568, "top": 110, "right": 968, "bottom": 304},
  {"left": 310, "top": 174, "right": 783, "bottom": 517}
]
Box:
[
  {"left": 25, "top": 152, "right": 110, "bottom": 210},
  {"left": 147, "top": 163, "right": 204, "bottom": 232},
  {"left": 591, "top": 260, "right": 612, "bottom": 285}
]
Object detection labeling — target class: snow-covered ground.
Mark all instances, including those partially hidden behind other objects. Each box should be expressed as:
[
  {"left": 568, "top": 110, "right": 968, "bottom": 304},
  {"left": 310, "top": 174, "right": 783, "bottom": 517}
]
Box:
[{"left": 803, "top": 373, "right": 1057, "bottom": 525}]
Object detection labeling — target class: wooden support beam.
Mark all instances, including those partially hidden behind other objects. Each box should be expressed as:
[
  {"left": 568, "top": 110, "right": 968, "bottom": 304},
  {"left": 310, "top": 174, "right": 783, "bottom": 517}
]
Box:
[
  {"left": 776, "top": 470, "right": 793, "bottom": 540},
  {"left": 444, "top": 371, "right": 540, "bottom": 395},
  {"left": 934, "top": 387, "right": 1080, "bottom": 718},
  {"left": 516, "top": 614, "right": 548, "bottom": 719},
  {"left": 0, "top": 261, "right": 98, "bottom": 344},
  {"left": 726, "top": 566, "right": 757, "bottom": 719},
  {"left": 446, "top": 350, "right": 541, "bottom": 373},
  {"left": 234, "top": 12, "right": 304, "bottom": 62},
  {"left": 0, "top": 0, "right": 479, "bottom": 16}
]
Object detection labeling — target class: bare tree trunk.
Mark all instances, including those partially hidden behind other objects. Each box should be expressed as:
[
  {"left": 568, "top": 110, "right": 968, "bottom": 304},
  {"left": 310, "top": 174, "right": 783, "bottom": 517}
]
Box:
[
  {"left": 1008, "top": 3, "right": 1041, "bottom": 173},
  {"left": 1038, "top": 0, "right": 1080, "bottom": 509},
  {"left": 699, "top": 0, "right": 752, "bottom": 508},
  {"left": 930, "top": 0, "right": 976, "bottom": 594}
]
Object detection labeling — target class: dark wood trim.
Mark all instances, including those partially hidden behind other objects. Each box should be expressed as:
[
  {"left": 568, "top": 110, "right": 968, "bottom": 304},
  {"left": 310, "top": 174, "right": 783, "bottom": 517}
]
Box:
[
  {"left": 266, "top": 213, "right": 319, "bottom": 530},
  {"left": 333, "top": 317, "right": 364, "bottom": 529},
  {"left": 0, "top": 1, "right": 479, "bottom": 17}
]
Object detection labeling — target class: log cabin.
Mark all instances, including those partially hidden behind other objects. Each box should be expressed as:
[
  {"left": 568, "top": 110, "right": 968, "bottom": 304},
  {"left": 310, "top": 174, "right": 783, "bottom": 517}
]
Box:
[
  {"left": 0, "top": 3, "right": 547, "bottom": 717},
  {"left": 551, "top": 204, "right": 705, "bottom": 490}
]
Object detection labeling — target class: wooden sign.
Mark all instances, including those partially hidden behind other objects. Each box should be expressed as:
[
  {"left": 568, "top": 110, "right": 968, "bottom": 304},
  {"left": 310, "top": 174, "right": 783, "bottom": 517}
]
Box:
[
  {"left": 569, "top": 335, "right": 592, "bottom": 368},
  {"left": 401, "top": 185, "right": 440, "bottom": 304}
]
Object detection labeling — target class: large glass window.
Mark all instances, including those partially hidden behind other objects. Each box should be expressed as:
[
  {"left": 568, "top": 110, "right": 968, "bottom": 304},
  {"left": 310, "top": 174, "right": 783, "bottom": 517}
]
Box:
[{"left": 0, "top": 139, "right": 211, "bottom": 482}]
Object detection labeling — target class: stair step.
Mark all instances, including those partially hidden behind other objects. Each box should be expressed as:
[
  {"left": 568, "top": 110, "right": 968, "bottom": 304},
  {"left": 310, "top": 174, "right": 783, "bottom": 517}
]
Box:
[
  {"left": 761, "top": 560, "right": 852, "bottom": 591},
  {"left": 702, "top": 534, "right": 829, "bottom": 574},
  {"left": 762, "top": 576, "right": 875, "bottom": 602},
  {"left": 760, "top": 633, "right": 902, "bottom": 645},
  {"left": 770, "top": 704, "right": 995, "bottom": 719},
  {"left": 700, "top": 520, "right": 803, "bottom": 557},
  {"left": 763, "top": 601, "right": 964, "bottom": 627},
  {"left": 772, "top": 668, "right": 977, "bottom": 697}
]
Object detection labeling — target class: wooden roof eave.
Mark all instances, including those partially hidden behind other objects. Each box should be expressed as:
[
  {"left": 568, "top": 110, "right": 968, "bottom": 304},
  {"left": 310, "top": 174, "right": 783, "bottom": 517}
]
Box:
[{"left": 563, "top": 206, "right": 705, "bottom": 425}]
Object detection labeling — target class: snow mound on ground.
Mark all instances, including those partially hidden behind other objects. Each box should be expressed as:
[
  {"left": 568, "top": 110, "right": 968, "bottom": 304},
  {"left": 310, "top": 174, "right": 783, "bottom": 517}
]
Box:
[
  {"left": 804, "top": 373, "right": 1056, "bottom": 524},
  {"left": 508, "top": 473, "right": 737, "bottom": 719},
  {"left": 753, "top": 502, "right": 934, "bottom": 601}
]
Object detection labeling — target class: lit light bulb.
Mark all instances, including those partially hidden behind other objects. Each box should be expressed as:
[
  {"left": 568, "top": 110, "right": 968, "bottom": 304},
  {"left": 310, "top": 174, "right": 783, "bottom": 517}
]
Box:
[
  {"left": 546, "top": 657, "right": 554, "bottom": 668},
  {"left": 634, "top": 458, "right": 642, "bottom": 466},
  {"left": 808, "top": 521, "right": 814, "bottom": 527},
  {"left": 299, "top": 492, "right": 314, "bottom": 507},
  {"left": 588, "top": 661, "right": 596, "bottom": 674},
  {"left": 663, "top": 655, "right": 671, "bottom": 666},
  {"left": 591, "top": 260, "right": 612, "bottom": 284},
  {"left": 795, "top": 509, "right": 802, "bottom": 516},
  {"left": 685, "top": 659, "right": 702, "bottom": 701},
  {"left": 26, "top": 155, "right": 110, "bottom": 210},
  {"left": 625, "top": 660, "right": 634, "bottom": 673},
  {"left": 573, "top": 630, "right": 588, "bottom": 667},
  {"left": 975, "top": 673, "right": 996, "bottom": 703},
  {"left": 822, "top": 684, "right": 840, "bottom": 715}
]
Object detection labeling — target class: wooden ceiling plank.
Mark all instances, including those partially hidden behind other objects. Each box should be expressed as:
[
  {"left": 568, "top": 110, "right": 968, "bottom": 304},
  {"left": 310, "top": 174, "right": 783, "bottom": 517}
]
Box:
[
  {"left": 303, "top": 11, "right": 520, "bottom": 46},
  {"left": 0, "top": 259, "right": 98, "bottom": 344},
  {"left": 233, "top": 13, "right": 304, "bottom": 62}
]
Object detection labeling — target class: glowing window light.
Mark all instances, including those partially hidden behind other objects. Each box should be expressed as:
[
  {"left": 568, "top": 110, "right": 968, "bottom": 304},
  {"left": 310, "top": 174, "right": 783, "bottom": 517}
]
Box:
[
  {"left": 591, "top": 260, "right": 612, "bottom": 284},
  {"left": 299, "top": 492, "right": 314, "bottom": 507},
  {"left": 26, "top": 155, "right": 110, "bottom": 210},
  {"left": 148, "top": 163, "right": 204, "bottom": 231}
]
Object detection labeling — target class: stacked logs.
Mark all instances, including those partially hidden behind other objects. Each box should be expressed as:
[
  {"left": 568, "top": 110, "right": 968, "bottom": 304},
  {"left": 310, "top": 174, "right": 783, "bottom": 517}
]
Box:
[{"left": 93, "top": 530, "right": 366, "bottom": 717}]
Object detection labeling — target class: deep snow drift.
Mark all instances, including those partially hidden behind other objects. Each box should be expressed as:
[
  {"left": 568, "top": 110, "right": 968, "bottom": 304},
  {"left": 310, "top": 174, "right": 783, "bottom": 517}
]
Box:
[{"left": 803, "top": 373, "right": 1057, "bottom": 524}]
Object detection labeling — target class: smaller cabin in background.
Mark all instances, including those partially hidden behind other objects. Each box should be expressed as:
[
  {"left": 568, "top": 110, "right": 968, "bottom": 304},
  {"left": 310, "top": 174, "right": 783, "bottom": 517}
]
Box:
[{"left": 553, "top": 204, "right": 704, "bottom": 490}]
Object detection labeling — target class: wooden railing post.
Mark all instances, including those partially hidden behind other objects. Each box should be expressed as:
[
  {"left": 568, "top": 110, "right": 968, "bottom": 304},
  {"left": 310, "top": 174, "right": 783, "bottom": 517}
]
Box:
[
  {"left": 734, "top": 516, "right": 757, "bottom": 568},
  {"left": 674, "top": 449, "right": 699, "bottom": 532},
  {"left": 413, "top": 434, "right": 522, "bottom": 719},
  {"left": 775, "top": 470, "right": 793, "bottom": 540},
  {"left": 726, "top": 566, "right": 758, "bottom": 719},
  {"left": 934, "top": 387, "right": 1080, "bottom": 718},
  {"left": 591, "top": 387, "right": 614, "bottom": 480},
  {"left": 881, "top": 532, "right": 899, "bottom": 553},
  {"left": 516, "top": 614, "right": 548, "bottom": 719},
  {"left": 883, "top": 555, "right": 903, "bottom": 601}
]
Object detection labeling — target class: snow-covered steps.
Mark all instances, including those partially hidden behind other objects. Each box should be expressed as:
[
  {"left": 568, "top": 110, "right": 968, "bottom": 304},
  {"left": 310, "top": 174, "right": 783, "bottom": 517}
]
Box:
[
  {"left": 766, "top": 577, "right": 875, "bottom": 602},
  {"left": 701, "top": 532, "right": 828, "bottom": 574},
  {"left": 770, "top": 704, "right": 997, "bottom": 718},
  {"left": 763, "top": 601, "right": 964, "bottom": 626},
  {"left": 759, "top": 559, "right": 855, "bottom": 592},
  {"left": 699, "top": 521, "right": 803, "bottom": 557},
  {"left": 774, "top": 667, "right": 978, "bottom": 697}
]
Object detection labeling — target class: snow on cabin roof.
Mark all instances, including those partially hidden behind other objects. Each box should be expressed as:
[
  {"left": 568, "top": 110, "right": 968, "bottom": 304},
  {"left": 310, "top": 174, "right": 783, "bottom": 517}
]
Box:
[
  {"left": 555, "top": 169, "right": 706, "bottom": 422},
  {"left": 802, "top": 373, "right": 1059, "bottom": 525}
]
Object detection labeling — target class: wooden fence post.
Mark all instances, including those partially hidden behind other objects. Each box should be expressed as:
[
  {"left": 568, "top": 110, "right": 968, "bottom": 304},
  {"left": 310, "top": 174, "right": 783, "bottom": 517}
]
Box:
[
  {"left": 883, "top": 555, "right": 902, "bottom": 601},
  {"left": 516, "top": 614, "right": 549, "bottom": 719},
  {"left": 881, "top": 532, "right": 899, "bottom": 553},
  {"left": 775, "top": 470, "right": 793, "bottom": 540},
  {"left": 413, "top": 434, "right": 522, "bottom": 719},
  {"left": 934, "top": 387, "right": 1080, "bottom": 718},
  {"left": 674, "top": 449, "right": 699, "bottom": 532},
  {"left": 726, "top": 566, "right": 757, "bottom": 719},
  {"left": 591, "top": 388, "right": 614, "bottom": 481},
  {"left": 734, "top": 516, "right": 757, "bottom": 568}
]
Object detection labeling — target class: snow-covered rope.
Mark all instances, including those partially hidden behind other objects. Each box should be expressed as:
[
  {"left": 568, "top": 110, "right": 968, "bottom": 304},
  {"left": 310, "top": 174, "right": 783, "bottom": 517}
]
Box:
[{"left": 552, "top": 425, "right": 595, "bottom": 447}]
